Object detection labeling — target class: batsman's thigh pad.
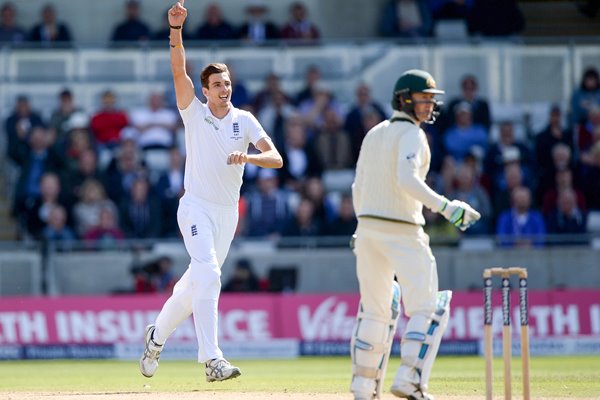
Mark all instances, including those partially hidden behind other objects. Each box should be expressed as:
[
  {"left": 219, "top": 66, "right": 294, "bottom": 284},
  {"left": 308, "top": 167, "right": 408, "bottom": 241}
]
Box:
[{"left": 396, "top": 290, "right": 452, "bottom": 388}]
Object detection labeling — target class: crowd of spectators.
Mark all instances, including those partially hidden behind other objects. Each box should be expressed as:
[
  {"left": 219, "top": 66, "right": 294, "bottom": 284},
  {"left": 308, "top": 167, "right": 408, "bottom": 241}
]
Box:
[
  {"left": 0, "top": 0, "right": 322, "bottom": 46},
  {"left": 4, "top": 64, "right": 600, "bottom": 249},
  {"left": 0, "top": 0, "right": 529, "bottom": 48},
  {"left": 423, "top": 67, "right": 600, "bottom": 246},
  {"left": 1, "top": 1, "right": 599, "bottom": 248}
]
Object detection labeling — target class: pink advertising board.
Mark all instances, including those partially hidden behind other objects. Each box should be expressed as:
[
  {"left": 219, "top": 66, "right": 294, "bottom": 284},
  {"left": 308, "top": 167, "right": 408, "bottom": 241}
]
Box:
[{"left": 0, "top": 290, "right": 599, "bottom": 346}]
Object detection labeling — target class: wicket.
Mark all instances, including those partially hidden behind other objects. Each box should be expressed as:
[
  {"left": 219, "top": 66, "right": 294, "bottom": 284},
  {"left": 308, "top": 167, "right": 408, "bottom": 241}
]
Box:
[{"left": 483, "top": 267, "right": 530, "bottom": 400}]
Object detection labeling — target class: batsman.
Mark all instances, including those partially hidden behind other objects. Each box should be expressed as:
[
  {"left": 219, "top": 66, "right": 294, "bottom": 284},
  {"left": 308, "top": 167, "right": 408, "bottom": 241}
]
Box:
[{"left": 349, "top": 69, "right": 481, "bottom": 400}]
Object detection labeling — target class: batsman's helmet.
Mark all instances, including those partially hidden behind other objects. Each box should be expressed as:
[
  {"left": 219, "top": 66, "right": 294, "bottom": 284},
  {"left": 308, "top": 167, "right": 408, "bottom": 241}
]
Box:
[{"left": 391, "top": 69, "right": 444, "bottom": 123}]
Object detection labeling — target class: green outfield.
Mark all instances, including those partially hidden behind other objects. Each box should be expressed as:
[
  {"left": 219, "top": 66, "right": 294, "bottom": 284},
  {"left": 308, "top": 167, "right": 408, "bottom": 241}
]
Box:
[{"left": 0, "top": 356, "right": 599, "bottom": 398}]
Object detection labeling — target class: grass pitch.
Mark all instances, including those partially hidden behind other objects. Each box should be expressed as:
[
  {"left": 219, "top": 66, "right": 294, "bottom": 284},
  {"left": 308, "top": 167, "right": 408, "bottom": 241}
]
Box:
[{"left": 0, "top": 356, "right": 599, "bottom": 398}]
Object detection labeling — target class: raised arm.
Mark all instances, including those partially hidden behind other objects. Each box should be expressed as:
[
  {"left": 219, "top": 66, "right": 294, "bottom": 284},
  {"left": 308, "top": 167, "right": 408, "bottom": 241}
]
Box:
[{"left": 168, "top": 0, "right": 194, "bottom": 110}]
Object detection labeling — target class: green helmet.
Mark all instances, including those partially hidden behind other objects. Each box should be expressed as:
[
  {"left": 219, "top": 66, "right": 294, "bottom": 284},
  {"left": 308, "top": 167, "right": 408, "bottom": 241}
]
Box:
[{"left": 391, "top": 69, "right": 444, "bottom": 112}]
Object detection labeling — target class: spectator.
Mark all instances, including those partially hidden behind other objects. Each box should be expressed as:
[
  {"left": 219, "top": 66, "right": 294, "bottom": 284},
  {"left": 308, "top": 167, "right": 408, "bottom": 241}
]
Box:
[
  {"left": 223, "top": 259, "right": 260, "bottom": 292},
  {"left": 83, "top": 206, "right": 125, "bottom": 246},
  {"left": 280, "top": 2, "right": 320, "bottom": 43},
  {"left": 111, "top": 0, "right": 150, "bottom": 44},
  {"left": 128, "top": 92, "right": 178, "bottom": 150},
  {"left": 281, "top": 198, "right": 323, "bottom": 236},
  {"left": 119, "top": 177, "right": 162, "bottom": 239},
  {"left": 484, "top": 120, "right": 532, "bottom": 191},
  {"left": 63, "top": 121, "right": 95, "bottom": 173},
  {"left": 195, "top": 3, "right": 236, "bottom": 41},
  {"left": 467, "top": 0, "right": 525, "bottom": 37},
  {"left": 313, "top": 107, "right": 354, "bottom": 171},
  {"left": 72, "top": 179, "right": 119, "bottom": 238},
  {"left": 28, "top": 3, "right": 72, "bottom": 45},
  {"left": 443, "top": 101, "right": 488, "bottom": 163},
  {"left": 448, "top": 164, "right": 492, "bottom": 234},
  {"left": 297, "top": 83, "right": 344, "bottom": 138},
  {"left": 380, "top": 0, "right": 433, "bottom": 38},
  {"left": 11, "top": 127, "right": 64, "bottom": 236},
  {"left": 155, "top": 147, "right": 185, "bottom": 238},
  {"left": 238, "top": 0, "right": 280, "bottom": 44},
  {"left": 243, "top": 168, "right": 290, "bottom": 238},
  {"left": 534, "top": 104, "right": 574, "bottom": 179},
  {"left": 496, "top": 186, "right": 546, "bottom": 248},
  {"left": 537, "top": 143, "right": 577, "bottom": 204},
  {"left": 131, "top": 260, "right": 157, "bottom": 293},
  {"left": 133, "top": 256, "right": 177, "bottom": 293},
  {"left": 278, "top": 117, "right": 323, "bottom": 191},
  {"left": 104, "top": 137, "right": 147, "bottom": 204},
  {"left": 438, "top": 74, "right": 491, "bottom": 133},
  {"left": 0, "top": 2, "right": 26, "bottom": 44},
  {"left": 5, "top": 95, "right": 45, "bottom": 164},
  {"left": 23, "top": 172, "right": 67, "bottom": 240},
  {"left": 545, "top": 188, "right": 587, "bottom": 236},
  {"left": 301, "top": 176, "right": 337, "bottom": 224},
  {"left": 570, "top": 67, "right": 600, "bottom": 126},
  {"left": 90, "top": 90, "right": 129, "bottom": 151},
  {"left": 541, "top": 168, "right": 586, "bottom": 216},
  {"left": 294, "top": 65, "right": 322, "bottom": 106},
  {"left": 257, "top": 90, "right": 297, "bottom": 150},
  {"left": 344, "top": 83, "right": 387, "bottom": 161},
  {"left": 581, "top": 142, "right": 600, "bottom": 210},
  {"left": 577, "top": 105, "right": 600, "bottom": 158},
  {"left": 42, "top": 205, "right": 76, "bottom": 249},
  {"left": 63, "top": 149, "right": 105, "bottom": 206},
  {"left": 323, "top": 194, "right": 357, "bottom": 236},
  {"left": 492, "top": 161, "right": 524, "bottom": 218},
  {"left": 48, "top": 90, "right": 83, "bottom": 152},
  {"left": 253, "top": 73, "right": 290, "bottom": 115}
]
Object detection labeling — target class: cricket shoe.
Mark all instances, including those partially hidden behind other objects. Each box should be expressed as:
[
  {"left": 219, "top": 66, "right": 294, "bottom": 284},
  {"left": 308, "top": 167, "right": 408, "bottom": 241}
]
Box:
[
  {"left": 390, "top": 366, "right": 434, "bottom": 400},
  {"left": 390, "top": 381, "right": 434, "bottom": 400},
  {"left": 205, "top": 358, "right": 241, "bottom": 382},
  {"left": 139, "top": 324, "right": 163, "bottom": 378}
]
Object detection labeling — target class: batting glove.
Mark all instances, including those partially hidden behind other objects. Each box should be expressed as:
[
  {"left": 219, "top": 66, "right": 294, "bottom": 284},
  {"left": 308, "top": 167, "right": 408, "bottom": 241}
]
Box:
[{"left": 439, "top": 198, "right": 481, "bottom": 231}]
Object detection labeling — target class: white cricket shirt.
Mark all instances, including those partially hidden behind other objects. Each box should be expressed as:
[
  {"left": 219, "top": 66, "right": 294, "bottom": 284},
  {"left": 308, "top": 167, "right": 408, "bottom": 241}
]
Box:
[
  {"left": 179, "top": 98, "right": 269, "bottom": 206},
  {"left": 352, "top": 111, "right": 445, "bottom": 225}
]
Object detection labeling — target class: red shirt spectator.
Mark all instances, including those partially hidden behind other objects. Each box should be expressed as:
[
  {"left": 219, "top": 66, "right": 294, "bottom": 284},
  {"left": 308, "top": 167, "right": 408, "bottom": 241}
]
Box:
[
  {"left": 90, "top": 90, "right": 128, "bottom": 147},
  {"left": 280, "top": 2, "right": 320, "bottom": 42}
]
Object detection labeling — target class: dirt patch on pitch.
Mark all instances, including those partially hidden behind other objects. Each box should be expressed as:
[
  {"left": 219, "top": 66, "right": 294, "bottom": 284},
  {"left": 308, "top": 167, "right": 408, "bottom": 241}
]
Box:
[{"left": 4, "top": 393, "right": 598, "bottom": 400}]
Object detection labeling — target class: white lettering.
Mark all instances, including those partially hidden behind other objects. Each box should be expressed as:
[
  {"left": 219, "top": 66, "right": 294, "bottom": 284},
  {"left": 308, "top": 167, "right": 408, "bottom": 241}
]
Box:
[
  {"left": 591, "top": 305, "right": 600, "bottom": 334},
  {"left": 247, "top": 311, "right": 270, "bottom": 340},
  {"left": 18, "top": 312, "right": 47, "bottom": 343},
  {"left": 446, "top": 306, "right": 466, "bottom": 339},
  {"left": 224, "top": 310, "right": 247, "bottom": 340},
  {"left": 70, "top": 312, "right": 97, "bottom": 342},
  {"left": 298, "top": 297, "right": 354, "bottom": 340},
  {"left": 552, "top": 305, "right": 579, "bottom": 335},
  {"left": 55, "top": 312, "right": 70, "bottom": 342},
  {"left": 530, "top": 306, "right": 551, "bottom": 337},
  {"left": 98, "top": 311, "right": 118, "bottom": 342},
  {"left": 0, "top": 313, "right": 18, "bottom": 343},
  {"left": 467, "top": 307, "right": 483, "bottom": 339},
  {"left": 220, "top": 310, "right": 272, "bottom": 340},
  {"left": 118, "top": 311, "right": 146, "bottom": 341}
]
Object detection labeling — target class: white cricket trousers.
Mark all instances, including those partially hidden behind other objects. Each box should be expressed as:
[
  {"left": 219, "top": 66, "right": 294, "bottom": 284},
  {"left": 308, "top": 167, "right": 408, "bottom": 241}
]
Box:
[
  {"left": 354, "top": 218, "right": 438, "bottom": 319},
  {"left": 153, "top": 193, "right": 238, "bottom": 363}
]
